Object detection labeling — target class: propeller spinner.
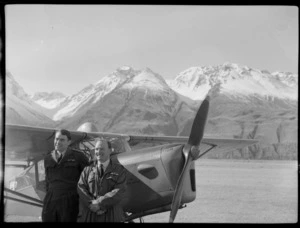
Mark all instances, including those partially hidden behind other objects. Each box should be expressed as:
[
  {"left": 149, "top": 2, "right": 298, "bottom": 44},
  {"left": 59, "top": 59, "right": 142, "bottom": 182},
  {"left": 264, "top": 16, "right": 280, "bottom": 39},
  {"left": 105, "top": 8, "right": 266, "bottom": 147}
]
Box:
[{"left": 169, "top": 94, "right": 210, "bottom": 223}]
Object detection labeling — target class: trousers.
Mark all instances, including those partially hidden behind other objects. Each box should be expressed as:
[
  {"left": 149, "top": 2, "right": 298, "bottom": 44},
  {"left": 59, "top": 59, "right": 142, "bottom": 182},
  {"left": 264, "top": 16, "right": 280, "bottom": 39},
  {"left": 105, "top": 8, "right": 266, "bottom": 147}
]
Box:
[{"left": 42, "top": 190, "right": 79, "bottom": 222}]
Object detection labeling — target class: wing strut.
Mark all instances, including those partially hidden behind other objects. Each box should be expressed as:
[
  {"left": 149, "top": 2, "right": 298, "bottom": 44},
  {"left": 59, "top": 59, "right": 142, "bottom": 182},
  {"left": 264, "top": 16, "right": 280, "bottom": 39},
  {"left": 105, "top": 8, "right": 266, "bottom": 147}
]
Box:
[
  {"left": 4, "top": 187, "right": 44, "bottom": 207},
  {"left": 169, "top": 94, "right": 210, "bottom": 223},
  {"left": 5, "top": 196, "right": 43, "bottom": 208}
]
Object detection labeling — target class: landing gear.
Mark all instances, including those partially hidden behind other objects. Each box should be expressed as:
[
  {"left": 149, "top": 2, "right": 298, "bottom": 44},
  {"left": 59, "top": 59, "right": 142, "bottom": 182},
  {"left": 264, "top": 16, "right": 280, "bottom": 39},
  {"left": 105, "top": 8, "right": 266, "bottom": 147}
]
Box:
[
  {"left": 126, "top": 218, "right": 144, "bottom": 223},
  {"left": 124, "top": 212, "right": 144, "bottom": 223}
]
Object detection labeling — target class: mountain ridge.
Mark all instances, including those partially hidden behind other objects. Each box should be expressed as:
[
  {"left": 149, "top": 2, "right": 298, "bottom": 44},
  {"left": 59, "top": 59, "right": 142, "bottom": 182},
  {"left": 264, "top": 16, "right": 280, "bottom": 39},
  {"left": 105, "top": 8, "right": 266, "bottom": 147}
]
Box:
[
  {"left": 5, "top": 63, "right": 298, "bottom": 160},
  {"left": 167, "top": 62, "right": 297, "bottom": 101}
]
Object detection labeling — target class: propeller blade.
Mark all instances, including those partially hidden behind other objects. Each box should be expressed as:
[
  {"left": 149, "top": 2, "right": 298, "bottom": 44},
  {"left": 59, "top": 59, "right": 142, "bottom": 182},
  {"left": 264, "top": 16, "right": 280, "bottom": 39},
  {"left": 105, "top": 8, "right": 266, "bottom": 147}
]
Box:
[
  {"left": 169, "top": 145, "right": 192, "bottom": 223},
  {"left": 169, "top": 94, "right": 210, "bottom": 223},
  {"left": 188, "top": 95, "right": 210, "bottom": 147}
]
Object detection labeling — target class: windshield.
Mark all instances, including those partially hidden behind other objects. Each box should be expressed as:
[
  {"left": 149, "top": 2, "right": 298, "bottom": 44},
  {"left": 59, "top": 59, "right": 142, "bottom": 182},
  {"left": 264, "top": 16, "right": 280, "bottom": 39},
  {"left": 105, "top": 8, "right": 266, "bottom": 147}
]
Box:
[{"left": 77, "top": 136, "right": 131, "bottom": 158}]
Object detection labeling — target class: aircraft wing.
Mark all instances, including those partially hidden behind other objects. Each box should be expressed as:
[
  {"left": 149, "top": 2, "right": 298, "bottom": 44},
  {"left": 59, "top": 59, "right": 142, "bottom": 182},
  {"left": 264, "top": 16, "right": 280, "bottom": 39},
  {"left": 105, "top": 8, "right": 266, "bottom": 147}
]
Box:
[
  {"left": 127, "top": 134, "right": 257, "bottom": 155},
  {"left": 5, "top": 124, "right": 94, "bottom": 162},
  {"left": 4, "top": 124, "right": 142, "bottom": 162},
  {"left": 199, "top": 137, "right": 258, "bottom": 157},
  {"left": 5, "top": 123, "right": 258, "bottom": 162}
]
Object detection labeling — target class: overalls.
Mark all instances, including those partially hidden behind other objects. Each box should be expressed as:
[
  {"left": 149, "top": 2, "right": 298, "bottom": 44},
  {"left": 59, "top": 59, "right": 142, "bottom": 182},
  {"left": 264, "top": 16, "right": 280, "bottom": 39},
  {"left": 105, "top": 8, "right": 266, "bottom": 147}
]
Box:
[{"left": 42, "top": 149, "right": 89, "bottom": 222}]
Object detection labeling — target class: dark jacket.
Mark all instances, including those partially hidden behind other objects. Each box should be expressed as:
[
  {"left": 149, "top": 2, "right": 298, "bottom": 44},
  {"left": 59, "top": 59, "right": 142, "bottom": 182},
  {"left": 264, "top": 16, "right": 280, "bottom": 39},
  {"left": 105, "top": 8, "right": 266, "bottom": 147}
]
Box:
[
  {"left": 44, "top": 148, "right": 89, "bottom": 194},
  {"left": 77, "top": 159, "right": 127, "bottom": 222}
]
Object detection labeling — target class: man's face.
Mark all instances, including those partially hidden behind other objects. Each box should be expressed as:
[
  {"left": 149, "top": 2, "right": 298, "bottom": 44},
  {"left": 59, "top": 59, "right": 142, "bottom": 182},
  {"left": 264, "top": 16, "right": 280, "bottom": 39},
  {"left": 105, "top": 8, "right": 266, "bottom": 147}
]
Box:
[
  {"left": 95, "top": 140, "right": 111, "bottom": 163},
  {"left": 54, "top": 132, "right": 70, "bottom": 152}
]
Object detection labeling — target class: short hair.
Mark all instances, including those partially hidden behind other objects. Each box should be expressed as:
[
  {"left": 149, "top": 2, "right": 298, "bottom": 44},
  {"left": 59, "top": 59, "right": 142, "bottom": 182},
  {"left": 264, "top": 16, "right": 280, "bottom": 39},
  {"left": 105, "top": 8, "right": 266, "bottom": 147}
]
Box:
[
  {"left": 95, "top": 137, "right": 111, "bottom": 149},
  {"left": 55, "top": 129, "right": 71, "bottom": 141}
]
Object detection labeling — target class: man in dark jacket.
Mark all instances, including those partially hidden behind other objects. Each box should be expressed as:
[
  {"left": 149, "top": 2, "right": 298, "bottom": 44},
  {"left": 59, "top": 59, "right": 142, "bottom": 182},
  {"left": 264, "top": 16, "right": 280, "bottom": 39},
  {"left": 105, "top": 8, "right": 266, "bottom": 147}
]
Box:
[
  {"left": 77, "top": 138, "right": 127, "bottom": 222},
  {"left": 42, "top": 129, "right": 89, "bottom": 222}
]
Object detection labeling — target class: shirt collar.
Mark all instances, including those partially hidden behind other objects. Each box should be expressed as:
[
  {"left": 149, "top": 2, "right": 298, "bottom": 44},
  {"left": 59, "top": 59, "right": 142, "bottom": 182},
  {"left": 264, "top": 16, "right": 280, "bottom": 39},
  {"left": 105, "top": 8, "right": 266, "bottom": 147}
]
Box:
[
  {"left": 98, "top": 159, "right": 110, "bottom": 171},
  {"left": 61, "top": 149, "right": 67, "bottom": 156},
  {"left": 56, "top": 148, "right": 67, "bottom": 157}
]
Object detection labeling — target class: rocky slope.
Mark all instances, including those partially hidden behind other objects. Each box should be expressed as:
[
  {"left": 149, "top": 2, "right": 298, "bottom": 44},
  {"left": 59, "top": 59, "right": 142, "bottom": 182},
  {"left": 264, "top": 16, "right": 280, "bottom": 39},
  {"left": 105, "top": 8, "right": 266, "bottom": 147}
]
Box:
[
  {"left": 5, "top": 71, "right": 55, "bottom": 127},
  {"left": 55, "top": 67, "right": 198, "bottom": 136},
  {"left": 167, "top": 63, "right": 297, "bottom": 160}
]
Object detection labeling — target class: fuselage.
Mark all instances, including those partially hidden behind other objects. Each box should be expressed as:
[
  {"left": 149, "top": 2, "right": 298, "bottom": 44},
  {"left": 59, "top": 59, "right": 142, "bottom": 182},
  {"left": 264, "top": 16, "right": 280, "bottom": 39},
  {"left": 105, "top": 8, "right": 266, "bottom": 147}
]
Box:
[{"left": 116, "top": 143, "right": 196, "bottom": 215}]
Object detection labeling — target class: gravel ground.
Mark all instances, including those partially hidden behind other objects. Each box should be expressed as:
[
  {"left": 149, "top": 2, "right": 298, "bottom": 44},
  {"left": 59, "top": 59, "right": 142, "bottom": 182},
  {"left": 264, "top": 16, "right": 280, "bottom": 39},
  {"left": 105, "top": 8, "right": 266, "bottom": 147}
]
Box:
[{"left": 4, "top": 159, "right": 298, "bottom": 223}]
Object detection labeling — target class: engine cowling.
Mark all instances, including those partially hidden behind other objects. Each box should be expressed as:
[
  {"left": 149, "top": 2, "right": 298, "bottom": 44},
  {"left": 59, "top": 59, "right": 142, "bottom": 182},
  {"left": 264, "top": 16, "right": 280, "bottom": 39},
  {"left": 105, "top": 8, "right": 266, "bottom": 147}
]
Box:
[{"left": 77, "top": 122, "right": 98, "bottom": 132}]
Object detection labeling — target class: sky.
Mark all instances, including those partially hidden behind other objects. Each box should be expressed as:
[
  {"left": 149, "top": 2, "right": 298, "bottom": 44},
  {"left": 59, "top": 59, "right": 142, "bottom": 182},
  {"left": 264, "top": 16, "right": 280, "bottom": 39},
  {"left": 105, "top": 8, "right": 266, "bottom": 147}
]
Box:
[{"left": 5, "top": 5, "right": 298, "bottom": 96}]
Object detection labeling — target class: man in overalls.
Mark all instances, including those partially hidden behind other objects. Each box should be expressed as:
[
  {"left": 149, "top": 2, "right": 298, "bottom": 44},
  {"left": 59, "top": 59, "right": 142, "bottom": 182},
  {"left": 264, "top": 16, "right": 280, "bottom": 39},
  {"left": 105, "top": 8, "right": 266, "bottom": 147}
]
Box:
[
  {"left": 42, "top": 129, "right": 89, "bottom": 222},
  {"left": 77, "top": 138, "right": 127, "bottom": 222}
]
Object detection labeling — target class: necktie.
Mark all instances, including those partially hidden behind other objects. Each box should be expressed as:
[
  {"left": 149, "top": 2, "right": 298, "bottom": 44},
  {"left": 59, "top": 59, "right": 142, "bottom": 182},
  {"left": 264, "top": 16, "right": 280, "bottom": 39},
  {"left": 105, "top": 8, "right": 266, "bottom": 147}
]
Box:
[
  {"left": 56, "top": 151, "right": 62, "bottom": 163},
  {"left": 100, "top": 164, "right": 104, "bottom": 178}
]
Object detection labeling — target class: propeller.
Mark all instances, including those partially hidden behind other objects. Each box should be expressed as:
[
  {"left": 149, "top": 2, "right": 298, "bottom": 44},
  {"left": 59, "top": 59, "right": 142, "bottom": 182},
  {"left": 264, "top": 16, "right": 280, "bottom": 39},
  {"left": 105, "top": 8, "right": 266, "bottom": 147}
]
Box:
[{"left": 169, "top": 94, "right": 210, "bottom": 223}]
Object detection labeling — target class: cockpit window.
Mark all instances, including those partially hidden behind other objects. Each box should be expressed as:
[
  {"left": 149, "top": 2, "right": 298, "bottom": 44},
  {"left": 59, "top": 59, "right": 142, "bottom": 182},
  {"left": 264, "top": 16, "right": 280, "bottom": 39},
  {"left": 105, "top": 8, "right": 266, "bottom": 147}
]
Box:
[
  {"left": 8, "top": 164, "right": 36, "bottom": 191},
  {"left": 78, "top": 137, "right": 131, "bottom": 157}
]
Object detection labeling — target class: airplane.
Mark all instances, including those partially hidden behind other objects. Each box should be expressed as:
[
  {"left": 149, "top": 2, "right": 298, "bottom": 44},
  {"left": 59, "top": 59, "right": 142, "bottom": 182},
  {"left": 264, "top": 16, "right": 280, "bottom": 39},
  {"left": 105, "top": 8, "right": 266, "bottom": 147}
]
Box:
[{"left": 3, "top": 92, "right": 258, "bottom": 223}]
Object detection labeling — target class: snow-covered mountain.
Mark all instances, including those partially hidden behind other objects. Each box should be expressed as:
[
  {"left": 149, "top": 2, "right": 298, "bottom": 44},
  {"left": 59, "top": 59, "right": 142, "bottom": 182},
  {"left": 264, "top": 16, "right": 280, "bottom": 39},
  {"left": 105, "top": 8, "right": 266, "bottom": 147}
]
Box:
[
  {"left": 5, "top": 71, "right": 55, "bottom": 127},
  {"left": 52, "top": 66, "right": 138, "bottom": 121},
  {"left": 31, "top": 91, "right": 67, "bottom": 109},
  {"left": 167, "top": 62, "right": 298, "bottom": 103},
  {"left": 5, "top": 63, "right": 298, "bottom": 160},
  {"left": 55, "top": 66, "right": 197, "bottom": 136}
]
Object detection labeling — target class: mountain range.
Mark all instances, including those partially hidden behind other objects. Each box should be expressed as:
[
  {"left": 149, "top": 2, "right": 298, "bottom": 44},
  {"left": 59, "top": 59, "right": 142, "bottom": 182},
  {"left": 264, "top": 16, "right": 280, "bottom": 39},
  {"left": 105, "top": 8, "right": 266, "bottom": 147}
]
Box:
[{"left": 5, "top": 63, "right": 298, "bottom": 160}]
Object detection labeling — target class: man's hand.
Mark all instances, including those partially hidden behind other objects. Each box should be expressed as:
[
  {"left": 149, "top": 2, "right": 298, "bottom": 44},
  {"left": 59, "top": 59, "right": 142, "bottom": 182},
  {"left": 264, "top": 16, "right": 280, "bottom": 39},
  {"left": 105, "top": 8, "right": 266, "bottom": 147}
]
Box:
[
  {"left": 89, "top": 199, "right": 107, "bottom": 214},
  {"left": 94, "top": 196, "right": 105, "bottom": 204},
  {"left": 96, "top": 209, "right": 106, "bottom": 215},
  {"left": 91, "top": 199, "right": 99, "bottom": 204},
  {"left": 89, "top": 202, "right": 100, "bottom": 213}
]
